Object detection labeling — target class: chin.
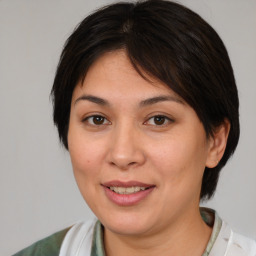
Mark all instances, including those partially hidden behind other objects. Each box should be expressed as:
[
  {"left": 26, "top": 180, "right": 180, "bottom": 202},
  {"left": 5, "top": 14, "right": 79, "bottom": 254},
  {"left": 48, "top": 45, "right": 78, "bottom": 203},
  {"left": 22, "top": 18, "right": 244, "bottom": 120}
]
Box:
[{"left": 98, "top": 211, "right": 157, "bottom": 236}]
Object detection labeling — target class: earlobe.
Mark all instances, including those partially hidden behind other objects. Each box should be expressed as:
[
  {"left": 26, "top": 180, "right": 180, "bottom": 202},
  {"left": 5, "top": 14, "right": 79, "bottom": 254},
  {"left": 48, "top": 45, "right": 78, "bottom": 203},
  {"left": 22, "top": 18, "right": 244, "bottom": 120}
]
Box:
[{"left": 206, "top": 119, "right": 230, "bottom": 168}]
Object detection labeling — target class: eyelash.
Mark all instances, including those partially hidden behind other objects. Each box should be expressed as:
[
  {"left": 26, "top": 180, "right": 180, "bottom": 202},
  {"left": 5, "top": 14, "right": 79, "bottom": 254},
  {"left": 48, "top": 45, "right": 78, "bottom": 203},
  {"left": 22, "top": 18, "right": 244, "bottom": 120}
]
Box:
[
  {"left": 82, "top": 114, "right": 173, "bottom": 127},
  {"left": 144, "top": 115, "right": 174, "bottom": 126},
  {"left": 83, "top": 115, "right": 111, "bottom": 126}
]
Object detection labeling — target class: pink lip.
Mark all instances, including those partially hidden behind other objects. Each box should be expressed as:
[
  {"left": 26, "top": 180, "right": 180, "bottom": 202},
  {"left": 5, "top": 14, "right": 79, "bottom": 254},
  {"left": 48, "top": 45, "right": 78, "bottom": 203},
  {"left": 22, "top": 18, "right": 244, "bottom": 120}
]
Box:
[
  {"left": 102, "top": 180, "right": 155, "bottom": 188},
  {"left": 102, "top": 180, "right": 155, "bottom": 206}
]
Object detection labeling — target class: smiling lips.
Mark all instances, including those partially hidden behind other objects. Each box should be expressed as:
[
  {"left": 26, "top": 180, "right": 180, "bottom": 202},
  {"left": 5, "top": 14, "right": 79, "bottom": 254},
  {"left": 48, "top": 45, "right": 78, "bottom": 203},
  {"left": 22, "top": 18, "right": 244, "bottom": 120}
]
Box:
[
  {"left": 110, "top": 186, "right": 146, "bottom": 194},
  {"left": 102, "top": 180, "right": 155, "bottom": 206}
]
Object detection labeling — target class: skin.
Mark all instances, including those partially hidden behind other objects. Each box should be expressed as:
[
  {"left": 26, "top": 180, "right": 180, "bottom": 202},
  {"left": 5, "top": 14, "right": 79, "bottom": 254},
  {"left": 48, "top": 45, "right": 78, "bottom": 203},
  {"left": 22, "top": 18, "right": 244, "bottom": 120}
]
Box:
[{"left": 68, "top": 50, "right": 230, "bottom": 256}]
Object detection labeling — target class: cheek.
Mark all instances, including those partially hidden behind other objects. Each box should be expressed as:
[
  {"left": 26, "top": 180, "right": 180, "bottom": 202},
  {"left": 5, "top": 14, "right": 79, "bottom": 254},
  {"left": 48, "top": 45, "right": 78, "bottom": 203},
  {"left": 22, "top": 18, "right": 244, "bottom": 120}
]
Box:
[
  {"left": 149, "top": 133, "right": 207, "bottom": 183},
  {"left": 149, "top": 137, "right": 190, "bottom": 170},
  {"left": 151, "top": 139, "right": 207, "bottom": 208},
  {"left": 68, "top": 133, "right": 105, "bottom": 205},
  {"left": 70, "top": 146, "right": 101, "bottom": 175},
  {"left": 68, "top": 129, "right": 106, "bottom": 179}
]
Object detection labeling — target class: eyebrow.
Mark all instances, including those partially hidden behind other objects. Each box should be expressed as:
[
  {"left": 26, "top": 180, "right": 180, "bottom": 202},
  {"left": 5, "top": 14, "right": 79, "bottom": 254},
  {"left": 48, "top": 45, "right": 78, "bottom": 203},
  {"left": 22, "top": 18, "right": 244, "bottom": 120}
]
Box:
[
  {"left": 74, "top": 94, "right": 183, "bottom": 107},
  {"left": 139, "top": 95, "right": 184, "bottom": 107},
  {"left": 74, "top": 95, "right": 110, "bottom": 106}
]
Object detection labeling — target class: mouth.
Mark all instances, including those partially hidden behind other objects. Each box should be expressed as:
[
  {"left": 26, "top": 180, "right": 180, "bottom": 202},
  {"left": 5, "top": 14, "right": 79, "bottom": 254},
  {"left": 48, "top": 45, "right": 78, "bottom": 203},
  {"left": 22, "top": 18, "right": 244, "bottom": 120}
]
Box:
[
  {"left": 102, "top": 180, "right": 155, "bottom": 206},
  {"left": 109, "top": 186, "right": 148, "bottom": 194}
]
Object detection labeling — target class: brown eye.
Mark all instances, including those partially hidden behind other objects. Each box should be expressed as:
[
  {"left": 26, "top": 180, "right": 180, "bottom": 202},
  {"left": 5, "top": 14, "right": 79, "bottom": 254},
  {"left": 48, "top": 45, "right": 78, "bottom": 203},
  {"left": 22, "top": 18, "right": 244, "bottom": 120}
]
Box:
[
  {"left": 84, "top": 115, "right": 110, "bottom": 125},
  {"left": 145, "top": 115, "right": 173, "bottom": 126},
  {"left": 153, "top": 116, "right": 166, "bottom": 125},
  {"left": 92, "top": 116, "right": 105, "bottom": 125}
]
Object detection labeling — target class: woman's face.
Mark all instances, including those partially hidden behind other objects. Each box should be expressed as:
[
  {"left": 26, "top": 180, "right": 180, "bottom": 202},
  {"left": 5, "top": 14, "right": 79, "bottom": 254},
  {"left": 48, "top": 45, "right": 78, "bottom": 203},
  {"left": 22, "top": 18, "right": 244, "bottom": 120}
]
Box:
[{"left": 68, "top": 50, "right": 213, "bottom": 236}]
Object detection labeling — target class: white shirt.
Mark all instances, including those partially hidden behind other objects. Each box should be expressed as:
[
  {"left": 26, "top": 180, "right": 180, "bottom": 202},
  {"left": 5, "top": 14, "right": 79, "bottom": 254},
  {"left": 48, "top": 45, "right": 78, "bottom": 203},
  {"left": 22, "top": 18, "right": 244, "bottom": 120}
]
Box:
[{"left": 59, "top": 209, "right": 256, "bottom": 256}]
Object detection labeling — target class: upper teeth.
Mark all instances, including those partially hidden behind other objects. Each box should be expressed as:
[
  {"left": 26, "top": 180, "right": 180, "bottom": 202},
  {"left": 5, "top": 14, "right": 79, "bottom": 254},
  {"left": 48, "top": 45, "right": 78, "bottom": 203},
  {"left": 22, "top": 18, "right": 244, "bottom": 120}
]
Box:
[{"left": 110, "top": 186, "right": 146, "bottom": 194}]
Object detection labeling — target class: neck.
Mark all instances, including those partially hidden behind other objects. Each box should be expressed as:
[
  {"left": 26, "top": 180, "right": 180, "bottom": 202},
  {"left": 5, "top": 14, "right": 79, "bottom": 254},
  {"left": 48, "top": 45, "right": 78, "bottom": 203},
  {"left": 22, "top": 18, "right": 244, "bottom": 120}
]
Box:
[{"left": 104, "top": 208, "right": 212, "bottom": 256}]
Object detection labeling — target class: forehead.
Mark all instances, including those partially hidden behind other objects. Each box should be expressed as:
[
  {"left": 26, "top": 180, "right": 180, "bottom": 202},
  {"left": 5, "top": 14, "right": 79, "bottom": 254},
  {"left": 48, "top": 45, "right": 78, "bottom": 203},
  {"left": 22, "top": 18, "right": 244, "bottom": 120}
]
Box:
[{"left": 72, "top": 50, "right": 183, "bottom": 104}]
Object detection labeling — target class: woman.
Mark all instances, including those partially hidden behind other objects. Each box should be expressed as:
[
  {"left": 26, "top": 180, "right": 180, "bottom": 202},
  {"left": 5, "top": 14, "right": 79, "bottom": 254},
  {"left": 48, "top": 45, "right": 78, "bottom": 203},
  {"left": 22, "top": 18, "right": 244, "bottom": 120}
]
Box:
[{"left": 14, "top": 0, "right": 256, "bottom": 255}]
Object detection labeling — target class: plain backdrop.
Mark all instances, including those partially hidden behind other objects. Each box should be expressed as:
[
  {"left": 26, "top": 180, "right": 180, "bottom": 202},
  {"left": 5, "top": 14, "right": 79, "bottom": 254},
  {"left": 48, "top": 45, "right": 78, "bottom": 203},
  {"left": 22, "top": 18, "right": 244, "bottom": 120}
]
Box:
[{"left": 0, "top": 0, "right": 255, "bottom": 255}]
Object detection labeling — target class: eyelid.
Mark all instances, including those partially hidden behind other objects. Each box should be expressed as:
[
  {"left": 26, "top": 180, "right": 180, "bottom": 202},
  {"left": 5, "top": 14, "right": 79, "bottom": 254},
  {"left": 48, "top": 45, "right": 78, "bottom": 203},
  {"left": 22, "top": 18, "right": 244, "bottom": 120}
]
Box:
[
  {"left": 144, "top": 114, "right": 174, "bottom": 126},
  {"left": 82, "top": 114, "right": 111, "bottom": 126},
  {"left": 80, "top": 112, "right": 174, "bottom": 127}
]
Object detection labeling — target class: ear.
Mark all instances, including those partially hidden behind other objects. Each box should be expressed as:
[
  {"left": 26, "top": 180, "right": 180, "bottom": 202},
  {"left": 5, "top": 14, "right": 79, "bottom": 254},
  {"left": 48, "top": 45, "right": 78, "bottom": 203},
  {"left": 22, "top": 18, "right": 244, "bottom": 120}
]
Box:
[{"left": 206, "top": 119, "right": 230, "bottom": 168}]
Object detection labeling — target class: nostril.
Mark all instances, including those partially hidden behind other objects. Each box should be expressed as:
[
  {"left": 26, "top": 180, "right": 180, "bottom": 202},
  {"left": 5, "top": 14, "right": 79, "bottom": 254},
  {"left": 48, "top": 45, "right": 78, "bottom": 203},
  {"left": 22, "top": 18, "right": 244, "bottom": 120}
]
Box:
[
  {"left": 107, "top": 147, "right": 146, "bottom": 169},
  {"left": 128, "top": 162, "right": 137, "bottom": 166},
  {"left": 109, "top": 160, "right": 137, "bottom": 170}
]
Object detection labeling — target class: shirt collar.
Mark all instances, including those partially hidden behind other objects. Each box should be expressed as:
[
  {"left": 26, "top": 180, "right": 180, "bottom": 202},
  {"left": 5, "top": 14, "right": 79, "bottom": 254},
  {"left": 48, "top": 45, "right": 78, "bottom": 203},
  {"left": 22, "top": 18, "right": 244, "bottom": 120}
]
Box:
[{"left": 91, "top": 207, "right": 222, "bottom": 256}]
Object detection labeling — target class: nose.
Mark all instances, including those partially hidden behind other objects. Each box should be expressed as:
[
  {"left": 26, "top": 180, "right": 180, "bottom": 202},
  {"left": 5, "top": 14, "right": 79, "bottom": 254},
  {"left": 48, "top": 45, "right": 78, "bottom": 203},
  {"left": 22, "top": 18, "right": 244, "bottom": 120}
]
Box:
[{"left": 106, "top": 123, "right": 146, "bottom": 170}]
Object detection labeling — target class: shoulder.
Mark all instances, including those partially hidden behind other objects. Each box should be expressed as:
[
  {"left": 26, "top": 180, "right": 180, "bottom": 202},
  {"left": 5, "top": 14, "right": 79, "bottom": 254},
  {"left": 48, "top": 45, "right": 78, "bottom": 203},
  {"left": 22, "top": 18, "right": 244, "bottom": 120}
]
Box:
[
  {"left": 59, "top": 219, "right": 97, "bottom": 256},
  {"left": 229, "top": 231, "right": 256, "bottom": 255},
  {"left": 215, "top": 220, "right": 256, "bottom": 255},
  {"left": 207, "top": 210, "right": 256, "bottom": 256},
  {"left": 12, "top": 227, "right": 71, "bottom": 256}
]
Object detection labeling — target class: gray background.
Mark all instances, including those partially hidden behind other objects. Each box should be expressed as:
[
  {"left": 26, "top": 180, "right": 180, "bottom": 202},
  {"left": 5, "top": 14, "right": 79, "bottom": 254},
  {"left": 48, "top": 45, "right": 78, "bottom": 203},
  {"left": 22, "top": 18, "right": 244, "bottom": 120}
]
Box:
[{"left": 0, "top": 0, "right": 255, "bottom": 255}]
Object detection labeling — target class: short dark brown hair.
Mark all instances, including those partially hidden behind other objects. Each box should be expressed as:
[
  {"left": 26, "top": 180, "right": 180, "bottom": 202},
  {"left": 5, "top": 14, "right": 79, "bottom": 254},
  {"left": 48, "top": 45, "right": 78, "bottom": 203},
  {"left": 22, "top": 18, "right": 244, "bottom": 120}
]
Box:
[{"left": 51, "top": 0, "right": 239, "bottom": 200}]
